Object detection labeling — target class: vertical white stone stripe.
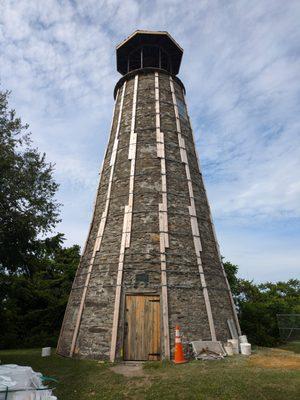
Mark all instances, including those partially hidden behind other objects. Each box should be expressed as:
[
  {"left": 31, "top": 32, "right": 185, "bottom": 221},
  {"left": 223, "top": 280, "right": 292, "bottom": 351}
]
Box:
[
  {"left": 69, "top": 82, "right": 127, "bottom": 357},
  {"left": 183, "top": 95, "right": 241, "bottom": 336},
  {"left": 110, "top": 75, "right": 139, "bottom": 362},
  {"left": 155, "top": 72, "right": 170, "bottom": 359},
  {"left": 169, "top": 76, "right": 217, "bottom": 341}
]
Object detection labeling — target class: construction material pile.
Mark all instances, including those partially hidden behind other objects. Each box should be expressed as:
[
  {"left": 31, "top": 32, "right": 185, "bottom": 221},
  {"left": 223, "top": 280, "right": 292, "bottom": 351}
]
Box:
[
  {"left": 0, "top": 364, "right": 57, "bottom": 400},
  {"left": 191, "top": 335, "right": 252, "bottom": 360},
  {"left": 191, "top": 341, "right": 226, "bottom": 360}
]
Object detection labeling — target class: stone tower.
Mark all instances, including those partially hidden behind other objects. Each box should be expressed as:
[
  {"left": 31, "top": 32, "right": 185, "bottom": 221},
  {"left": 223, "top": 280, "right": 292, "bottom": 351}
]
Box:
[{"left": 57, "top": 30, "right": 241, "bottom": 362}]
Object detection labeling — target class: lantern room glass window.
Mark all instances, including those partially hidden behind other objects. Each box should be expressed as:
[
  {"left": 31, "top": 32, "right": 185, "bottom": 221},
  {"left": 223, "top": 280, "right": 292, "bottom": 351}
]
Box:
[
  {"left": 128, "top": 48, "right": 141, "bottom": 71},
  {"left": 143, "top": 46, "right": 159, "bottom": 68},
  {"left": 127, "top": 46, "right": 173, "bottom": 74}
]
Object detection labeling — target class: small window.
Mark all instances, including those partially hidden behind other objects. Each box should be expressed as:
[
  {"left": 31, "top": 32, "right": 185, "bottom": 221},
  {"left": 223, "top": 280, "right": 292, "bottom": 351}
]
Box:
[{"left": 177, "top": 98, "right": 187, "bottom": 120}]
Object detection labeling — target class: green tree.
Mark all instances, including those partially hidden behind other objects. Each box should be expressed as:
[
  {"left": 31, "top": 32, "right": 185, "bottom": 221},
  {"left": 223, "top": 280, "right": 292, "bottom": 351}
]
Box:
[
  {"left": 0, "top": 89, "right": 61, "bottom": 276},
  {"left": 0, "top": 244, "right": 80, "bottom": 349},
  {"left": 224, "top": 260, "right": 300, "bottom": 346},
  {"left": 237, "top": 279, "right": 300, "bottom": 346},
  {"left": 0, "top": 88, "right": 79, "bottom": 349},
  {"left": 223, "top": 260, "right": 239, "bottom": 296}
]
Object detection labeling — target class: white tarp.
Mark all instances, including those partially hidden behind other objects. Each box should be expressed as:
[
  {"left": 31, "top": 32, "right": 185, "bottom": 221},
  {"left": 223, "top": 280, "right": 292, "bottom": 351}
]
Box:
[{"left": 0, "top": 364, "right": 57, "bottom": 400}]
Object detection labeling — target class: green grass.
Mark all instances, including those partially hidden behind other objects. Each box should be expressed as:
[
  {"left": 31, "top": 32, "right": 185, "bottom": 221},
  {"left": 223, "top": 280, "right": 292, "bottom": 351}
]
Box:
[
  {"left": 278, "top": 341, "right": 300, "bottom": 353},
  {"left": 0, "top": 346, "right": 299, "bottom": 400}
]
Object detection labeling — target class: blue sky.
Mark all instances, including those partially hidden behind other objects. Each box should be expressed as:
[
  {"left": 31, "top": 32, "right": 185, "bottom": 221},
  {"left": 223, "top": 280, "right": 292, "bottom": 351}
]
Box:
[{"left": 1, "top": 0, "right": 299, "bottom": 282}]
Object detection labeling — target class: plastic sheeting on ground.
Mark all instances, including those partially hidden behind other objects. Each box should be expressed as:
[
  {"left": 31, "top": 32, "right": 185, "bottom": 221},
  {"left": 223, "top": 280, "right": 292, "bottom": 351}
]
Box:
[{"left": 0, "top": 364, "right": 57, "bottom": 400}]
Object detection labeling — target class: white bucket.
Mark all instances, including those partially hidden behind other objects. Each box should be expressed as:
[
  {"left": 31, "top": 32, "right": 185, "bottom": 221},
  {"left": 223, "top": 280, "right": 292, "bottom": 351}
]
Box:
[
  {"left": 228, "top": 339, "right": 239, "bottom": 354},
  {"left": 41, "top": 347, "right": 51, "bottom": 357},
  {"left": 240, "top": 343, "right": 251, "bottom": 356},
  {"left": 239, "top": 335, "right": 248, "bottom": 343},
  {"left": 224, "top": 345, "right": 234, "bottom": 356}
]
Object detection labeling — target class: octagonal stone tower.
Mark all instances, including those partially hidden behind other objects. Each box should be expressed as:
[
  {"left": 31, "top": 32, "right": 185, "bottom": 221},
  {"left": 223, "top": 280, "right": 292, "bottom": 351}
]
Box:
[{"left": 57, "top": 30, "right": 241, "bottom": 361}]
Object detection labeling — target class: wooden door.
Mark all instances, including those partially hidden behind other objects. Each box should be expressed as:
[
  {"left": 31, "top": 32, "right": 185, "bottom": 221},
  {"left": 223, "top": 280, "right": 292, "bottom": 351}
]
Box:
[{"left": 124, "top": 295, "right": 161, "bottom": 360}]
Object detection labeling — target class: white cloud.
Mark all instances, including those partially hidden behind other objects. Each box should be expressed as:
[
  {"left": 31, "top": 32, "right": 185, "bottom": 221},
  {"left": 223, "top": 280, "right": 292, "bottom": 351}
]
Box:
[{"left": 0, "top": 0, "right": 299, "bottom": 281}]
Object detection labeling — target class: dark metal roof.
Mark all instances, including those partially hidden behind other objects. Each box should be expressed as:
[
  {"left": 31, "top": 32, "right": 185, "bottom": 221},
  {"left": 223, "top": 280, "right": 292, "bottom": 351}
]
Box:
[{"left": 116, "top": 30, "right": 183, "bottom": 75}]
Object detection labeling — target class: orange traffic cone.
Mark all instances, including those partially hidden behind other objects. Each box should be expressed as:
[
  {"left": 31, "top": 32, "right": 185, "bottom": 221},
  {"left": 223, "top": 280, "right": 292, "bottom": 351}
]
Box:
[{"left": 173, "top": 325, "right": 188, "bottom": 364}]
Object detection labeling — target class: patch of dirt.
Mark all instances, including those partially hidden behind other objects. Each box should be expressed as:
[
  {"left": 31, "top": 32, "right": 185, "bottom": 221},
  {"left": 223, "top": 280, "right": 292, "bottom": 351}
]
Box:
[
  {"left": 110, "top": 362, "right": 147, "bottom": 377},
  {"left": 250, "top": 349, "right": 300, "bottom": 370}
]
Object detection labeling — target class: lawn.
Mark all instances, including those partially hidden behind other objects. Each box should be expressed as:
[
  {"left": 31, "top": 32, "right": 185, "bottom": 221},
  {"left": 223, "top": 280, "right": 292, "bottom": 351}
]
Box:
[{"left": 0, "top": 344, "right": 299, "bottom": 400}]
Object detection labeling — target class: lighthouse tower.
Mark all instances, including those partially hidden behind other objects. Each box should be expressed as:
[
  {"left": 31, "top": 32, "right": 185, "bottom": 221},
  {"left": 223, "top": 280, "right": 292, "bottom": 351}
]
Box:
[{"left": 57, "top": 30, "right": 240, "bottom": 361}]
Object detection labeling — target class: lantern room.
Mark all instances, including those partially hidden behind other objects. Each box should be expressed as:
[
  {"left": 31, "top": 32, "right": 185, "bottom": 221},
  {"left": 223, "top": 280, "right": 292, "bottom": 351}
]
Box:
[{"left": 116, "top": 30, "right": 183, "bottom": 75}]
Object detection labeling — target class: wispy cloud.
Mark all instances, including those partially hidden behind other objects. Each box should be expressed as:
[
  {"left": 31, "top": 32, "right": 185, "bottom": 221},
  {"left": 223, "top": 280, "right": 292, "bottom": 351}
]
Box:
[{"left": 1, "top": 0, "right": 299, "bottom": 281}]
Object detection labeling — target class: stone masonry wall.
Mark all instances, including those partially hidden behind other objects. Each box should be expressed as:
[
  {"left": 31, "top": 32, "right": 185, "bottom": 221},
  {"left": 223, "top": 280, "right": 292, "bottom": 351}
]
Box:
[{"left": 57, "top": 69, "right": 239, "bottom": 360}]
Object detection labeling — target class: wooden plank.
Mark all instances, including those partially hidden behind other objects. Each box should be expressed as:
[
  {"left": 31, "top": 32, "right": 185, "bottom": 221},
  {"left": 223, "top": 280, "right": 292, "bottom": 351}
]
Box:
[
  {"left": 157, "top": 142, "right": 164, "bottom": 158},
  {"left": 129, "top": 175, "right": 134, "bottom": 194},
  {"left": 124, "top": 295, "right": 161, "bottom": 361},
  {"left": 185, "top": 164, "right": 191, "bottom": 180},
  {"left": 193, "top": 236, "right": 202, "bottom": 256},
  {"left": 191, "top": 216, "right": 200, "bottom": 237},
  {"left": 164, "top": 232, "right": 169, "bottom": 248},
  {"left": 179, "top": 135, "right": 185, "bottom": 149},
  {"left": 156, "top": 113, "right": 160, "bottom": 129},
  {"left": 161, "top": 174, "right": 167, "bottom": 191},
  {"left": 188, "top": 205, "right": 196, "bottom": 217},
  {"left": 187, "top": 180, "right": 194, "bottom": 198},
  {"left": 203, "top": 287, "right": 217, "bottom": 341},
  {"left": 161, "top": 158, "right": 166, "bottom": 175},
  {"left": 162, "top": 192, "right": 167, "bottom": 207},
  {"left": 116, "top": 82, "right": 127, "bottom": 137},
  {"left": 155, "top": 72, "right": 159, "bottom": 86},
  {"left": 161, "top": 286, "right": 170, "bottom": 359},
  {"left": 169, "top": 76, "right": 175, "bottom": 93},
  {"left": 227, "top": 318, "right": 239, "bottom": 339},
  {"left": 125, "top": 217, "right": 132, "bottom": 248},
  {"left": 131, "top": 157, "right": 136, "bottom": 174},
  {"left": 180, "top": 148, "right": 188, "bottom": 164},
  {"left": 128, "top": 192, "right": 134, "bottom": 208},
  {"left": 148, "top": 297, "right": 161, "bottom": 360},
  {"left": 128, "top": 144, "right": 135, "bottom": 160},
  {"left": 118, "top": 251, "right": 125, "bottom": 264},
  {"left": 159, "top": 235, "right": 165, "bottom": 253},
  {"left": 110, "top": 285, "right": 122, "bottom": 361},
  {"left": 156, "top": 130, "right": 162, "bottom": 143}
]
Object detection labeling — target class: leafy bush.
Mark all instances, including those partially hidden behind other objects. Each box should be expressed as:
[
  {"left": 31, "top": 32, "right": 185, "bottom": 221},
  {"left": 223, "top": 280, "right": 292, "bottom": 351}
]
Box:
[{"left": 224, "top": 261, "right": 300, "bottom": 346}]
